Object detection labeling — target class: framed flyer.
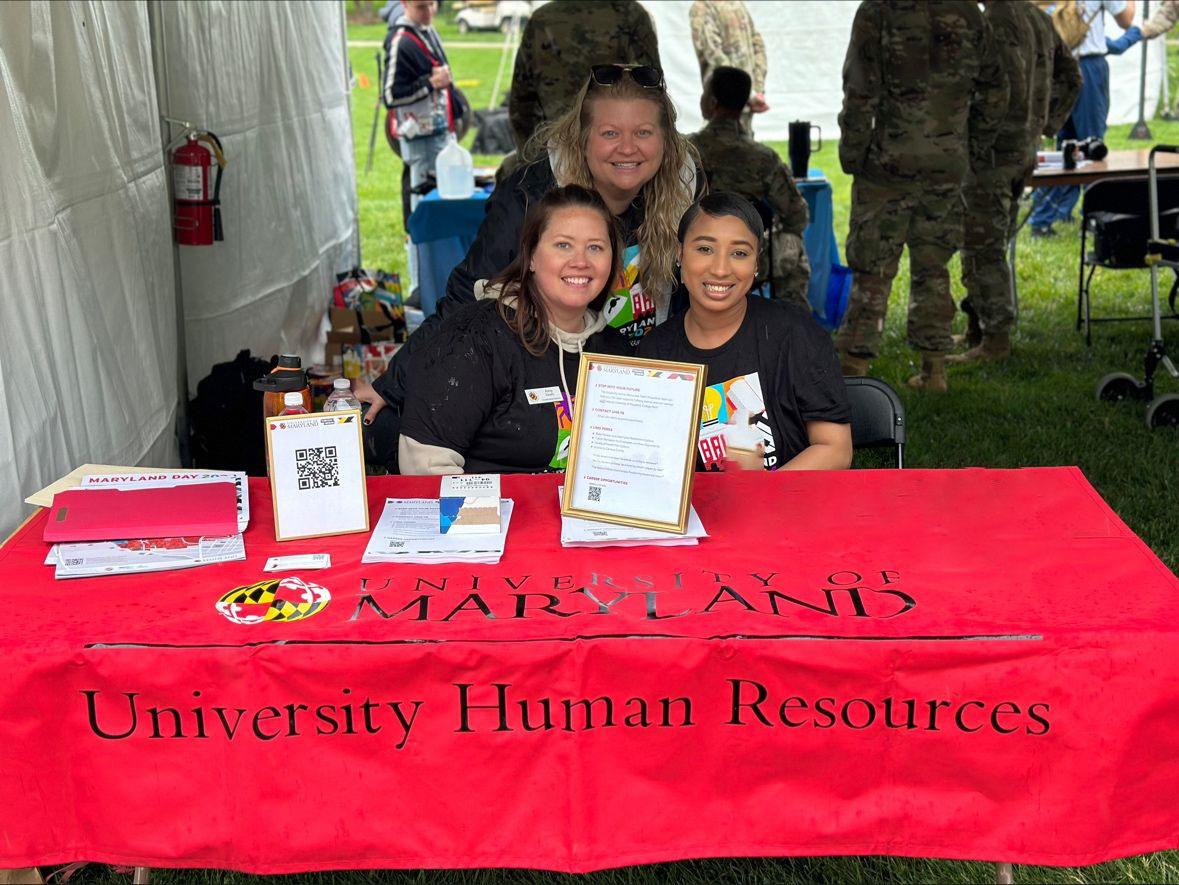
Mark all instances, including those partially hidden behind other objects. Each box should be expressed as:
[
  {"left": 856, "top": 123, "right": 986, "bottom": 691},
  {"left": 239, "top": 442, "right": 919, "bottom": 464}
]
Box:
[
  {"left": 264, "top": 410, "right": 369, "bottom": 541},
  {"left": 561, "top": 354, "right": 706, "bottom": 534}
]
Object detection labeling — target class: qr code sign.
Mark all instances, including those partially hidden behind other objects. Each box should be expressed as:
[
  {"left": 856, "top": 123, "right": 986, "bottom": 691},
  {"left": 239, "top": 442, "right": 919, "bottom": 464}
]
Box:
[
  {"left": 588, "top": 484, "right": 602, "bottom": 502},
  {"left": 296, "top": 446, "right": 339, "bottom": 490}
]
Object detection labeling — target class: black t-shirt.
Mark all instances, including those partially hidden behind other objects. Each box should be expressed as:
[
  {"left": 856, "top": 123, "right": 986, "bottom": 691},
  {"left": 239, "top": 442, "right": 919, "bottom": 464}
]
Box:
[
  {"left": 400, "top": 300, "right": 630, "bottom": 473},
  {"left": 639, "top": 296, "right": 851, "bottom": 470}
]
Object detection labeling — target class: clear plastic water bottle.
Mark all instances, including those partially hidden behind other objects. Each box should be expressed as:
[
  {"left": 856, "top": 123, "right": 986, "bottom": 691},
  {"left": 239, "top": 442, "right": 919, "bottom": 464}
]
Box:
[
  {"left": 435, "top": 133, "right": 474, "bottom": 199},
  {"left": 323, "top": 378, "right": 362, "bottom": 412}
]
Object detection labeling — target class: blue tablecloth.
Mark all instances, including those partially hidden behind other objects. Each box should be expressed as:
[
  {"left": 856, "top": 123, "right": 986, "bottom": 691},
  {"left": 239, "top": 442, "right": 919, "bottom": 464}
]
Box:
[
  {"left": 408, "top": 176, "right": 843, "bottom": 326},
  {"left": 406, "top": 188, "right": 492, "bottom": 315},
  {"left": 797, "top": 170, "right": 845, "bottom": 330}
]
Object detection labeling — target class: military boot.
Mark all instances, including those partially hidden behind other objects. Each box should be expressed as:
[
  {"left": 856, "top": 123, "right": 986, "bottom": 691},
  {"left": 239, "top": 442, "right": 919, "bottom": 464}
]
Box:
[
  {"left": 840, "top": 354, "right": 871, "bottom": 377},
  {"left": 952, "top": 312, "right": 982, "bottom": 349},
  {"left": 906, "top": 353, "right": 948, "bottom": 392},
  {"left": 947, "top": 331, "right": 1011, "bottom": 365}
]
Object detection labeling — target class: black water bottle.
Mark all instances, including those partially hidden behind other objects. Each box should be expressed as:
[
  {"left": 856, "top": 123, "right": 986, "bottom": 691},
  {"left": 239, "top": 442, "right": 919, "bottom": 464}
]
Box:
[{"left": 788, "top": 121, "right": 822, "bottom": 179}]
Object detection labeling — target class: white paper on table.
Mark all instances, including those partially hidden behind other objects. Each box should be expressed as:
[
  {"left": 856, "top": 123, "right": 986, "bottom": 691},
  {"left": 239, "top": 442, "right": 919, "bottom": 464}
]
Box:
[
  {"left": 53, "top": 534, "right": 246, "bottom": 580},
  {"left": 362, "top": 498, "right": 514, "bottom": 564},
  {"left": 567, "top": 362, "right": 699, "bottom": 525},
  {"left": 80, "top": 470, "right": 250, "bottom": 532},
  {"left": 558, "top": 488, "right": 707, "bottom": 547}
]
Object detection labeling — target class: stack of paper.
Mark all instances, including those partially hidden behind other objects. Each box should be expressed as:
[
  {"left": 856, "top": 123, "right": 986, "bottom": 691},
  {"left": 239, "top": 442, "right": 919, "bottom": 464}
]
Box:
[
  {"left": 45, "top": 470, "right": 249, "bottom": 579},
  {"left": 363, "top": 498, "right": 514, "bottom": 564},
  {"left": 558, "top": 488, "right": 708, "bottom": 548}
]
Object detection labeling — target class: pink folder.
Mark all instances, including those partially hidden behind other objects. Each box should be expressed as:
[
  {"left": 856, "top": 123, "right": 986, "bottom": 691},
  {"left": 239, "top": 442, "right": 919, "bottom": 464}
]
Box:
[{"left": 43, "top": 482, "right": 239, "bottom": 543}]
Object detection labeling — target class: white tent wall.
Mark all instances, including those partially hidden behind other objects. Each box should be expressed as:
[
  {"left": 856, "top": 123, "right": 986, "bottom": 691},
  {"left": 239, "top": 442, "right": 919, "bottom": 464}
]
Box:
[
  {"left": 0, "top": 0, "right": 357, "bottom": 541},
  {"left": 643, "top": 0, "right": 1164, "bottom": 139},
  {"left": 0, "top": 1, "right": 178, "bottom": 539},
  {"left": 159, "top": 0, "right": 357, "bottom": 393}
]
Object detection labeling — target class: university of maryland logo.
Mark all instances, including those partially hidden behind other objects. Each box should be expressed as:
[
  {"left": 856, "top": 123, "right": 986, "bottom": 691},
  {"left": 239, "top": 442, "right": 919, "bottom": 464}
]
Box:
[{"left": 216, "top": 576, "right": 331, "bottom": 625}]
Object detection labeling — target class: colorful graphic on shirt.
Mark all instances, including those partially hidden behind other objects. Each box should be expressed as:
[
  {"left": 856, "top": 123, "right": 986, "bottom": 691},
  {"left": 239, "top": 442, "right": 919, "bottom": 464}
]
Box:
[
  {"left": 548, "top": 393, "right": 575, "bottom": 469},
  {"left": 697, "top": 372, "right": 777, "bottom": 470},
  {"left": 603, "top": 245, "right": 657, "bottom": 346}
]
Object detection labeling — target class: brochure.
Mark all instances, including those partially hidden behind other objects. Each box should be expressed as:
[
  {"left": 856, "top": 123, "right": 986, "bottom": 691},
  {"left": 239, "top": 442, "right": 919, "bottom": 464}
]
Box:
[{"left": 362, "top": 498, "right": 514, "bottom": 564}]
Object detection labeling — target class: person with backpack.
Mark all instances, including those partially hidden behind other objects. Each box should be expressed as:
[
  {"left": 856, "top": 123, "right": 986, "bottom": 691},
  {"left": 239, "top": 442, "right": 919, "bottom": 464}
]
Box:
[
  {"left": 382, "top": 1, "right": 465, "bottom": 210},
  {"left": 1027, "top": 0, "right": 1136, "bottom": 238}
]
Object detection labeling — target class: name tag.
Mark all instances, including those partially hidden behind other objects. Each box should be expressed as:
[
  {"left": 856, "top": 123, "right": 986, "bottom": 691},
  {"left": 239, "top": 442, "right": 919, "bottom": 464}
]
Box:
[{"left": 524, "top": 386, "right": 563, "bottom": 405}]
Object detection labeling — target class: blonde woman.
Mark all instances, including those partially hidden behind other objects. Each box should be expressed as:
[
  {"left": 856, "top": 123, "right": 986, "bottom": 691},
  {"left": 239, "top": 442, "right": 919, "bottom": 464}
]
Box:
[{"left": 357, "top": 65, "right": 702, "bottom": 471}]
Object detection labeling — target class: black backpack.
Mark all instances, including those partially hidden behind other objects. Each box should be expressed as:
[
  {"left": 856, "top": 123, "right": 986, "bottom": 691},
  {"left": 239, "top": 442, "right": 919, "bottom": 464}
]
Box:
[{"left": 188, "top": 349, "right": 274, "bottom": 476}]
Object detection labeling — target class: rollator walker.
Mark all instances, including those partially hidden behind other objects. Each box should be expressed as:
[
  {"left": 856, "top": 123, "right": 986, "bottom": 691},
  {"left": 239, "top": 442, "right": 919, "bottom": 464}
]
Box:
[{"left": 1096, "top": 145, "right": 1179, "bottom": 428}]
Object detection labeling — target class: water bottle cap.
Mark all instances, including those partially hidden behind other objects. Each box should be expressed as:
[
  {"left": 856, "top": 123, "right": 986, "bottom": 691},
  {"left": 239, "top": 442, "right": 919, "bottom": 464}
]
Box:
[
  {"left": 283, "top": 392, "right": 304, "bottom": 406},
  {"left": 333, "top": 378, "right": 351, "bottom": 389},
  {"left": 278, "top": 354, "right": 302, "bottom": 369}
]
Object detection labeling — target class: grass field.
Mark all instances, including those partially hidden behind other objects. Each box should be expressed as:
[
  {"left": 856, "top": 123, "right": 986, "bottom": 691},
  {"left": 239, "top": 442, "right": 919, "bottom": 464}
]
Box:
[{"left": 64, "top": 22, "right": 1179, "bottom": 885}]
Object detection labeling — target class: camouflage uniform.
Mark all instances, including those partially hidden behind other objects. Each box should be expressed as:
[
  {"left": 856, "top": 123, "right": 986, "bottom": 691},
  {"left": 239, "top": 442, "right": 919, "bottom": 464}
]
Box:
[
  {"left": 508, "top": 1, "right": 660, "bottom": 152},
  {"left": 835, "top": 0, "right": 1007, "bottom": 366},
  {"left": 1141, "top": 0, "right": 1179, "bottom": 38},
  {"left": 958, "top": 1, "right": 1041, "bottom": 343},
  {"left": 689, "top": 0, "right": 767, "bottom": 133},
  {"left": 1026, "top": 4, "right": 1083, "bottom": 139},
  {"left": 690, "top": 117, "right": 811, "bottom": 309}
]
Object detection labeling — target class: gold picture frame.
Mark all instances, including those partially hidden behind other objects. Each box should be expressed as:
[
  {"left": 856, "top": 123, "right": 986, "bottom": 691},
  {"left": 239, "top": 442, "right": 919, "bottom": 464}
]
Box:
[
  {"left": 264, "top": 409, "right": 370, "bottom": 541},
  {"left": 560, "top": 353, "right": 706, "bottom": 534}
]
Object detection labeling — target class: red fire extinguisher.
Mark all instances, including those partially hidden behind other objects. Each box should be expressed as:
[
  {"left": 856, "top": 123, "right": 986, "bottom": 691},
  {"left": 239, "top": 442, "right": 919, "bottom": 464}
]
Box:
[{"left": 171, "top": 131, "right": 226, "bottom": 246}]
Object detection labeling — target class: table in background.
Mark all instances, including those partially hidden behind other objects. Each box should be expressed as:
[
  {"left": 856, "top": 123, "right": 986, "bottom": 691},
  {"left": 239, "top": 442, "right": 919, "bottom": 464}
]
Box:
[
  {"left": 1009, "top": 150, "right": 1179, "bottom": 309},
  {"left": 798, "top": 170, "right": 842, "bottom": 329},
  {"left": 1029, "top": 148, "right": 1179, "bottom": 188},
  {"left": 1, "top": 468, "right": 1178, "bottom": 873},
  {"left": 406, "top": 187, "right": 492, "bottom": 315},
  {"left": 408, "top": 175, "right": 840, "bottom": 324}
]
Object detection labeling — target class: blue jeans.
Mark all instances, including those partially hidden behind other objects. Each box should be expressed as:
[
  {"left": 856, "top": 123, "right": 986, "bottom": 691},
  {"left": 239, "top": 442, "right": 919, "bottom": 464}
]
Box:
[
  {"left": 401, "top": 131, "right": 449, "bottom": 210},
  {"left": 1029, "top": 55, "right": 1110, "bottom": 229}
]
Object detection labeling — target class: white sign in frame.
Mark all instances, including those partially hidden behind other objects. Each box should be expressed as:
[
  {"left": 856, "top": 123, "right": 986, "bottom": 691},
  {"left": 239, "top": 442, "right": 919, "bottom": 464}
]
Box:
[
  {"left": 561, "top": 354, "right": 705, "bottom": 534},
  {"left": 265, "top": 410, "right": 369, "bottom": 541}
]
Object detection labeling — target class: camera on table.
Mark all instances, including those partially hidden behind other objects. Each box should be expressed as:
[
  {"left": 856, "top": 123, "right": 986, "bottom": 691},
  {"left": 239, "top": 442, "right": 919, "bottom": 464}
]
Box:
[{"left": 1062, "top": 137, "right": 1109, "bottom": 170}]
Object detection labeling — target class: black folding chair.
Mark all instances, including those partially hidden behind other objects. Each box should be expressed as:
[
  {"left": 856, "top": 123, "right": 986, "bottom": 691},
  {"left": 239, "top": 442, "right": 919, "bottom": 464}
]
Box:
[
  {"left": 844, "top": 377, "right": 905, "bottom": 468},
  {"left": 1077, "top": 175, "right": 1179, "bottom": 345}
]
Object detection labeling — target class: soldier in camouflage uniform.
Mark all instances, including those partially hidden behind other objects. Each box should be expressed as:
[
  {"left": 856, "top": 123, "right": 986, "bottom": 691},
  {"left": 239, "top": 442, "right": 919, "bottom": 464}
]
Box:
[
  {"left": 834, "top": 0, "right": 1007, "bottom": 392},
  {"left": 508, "top": 1, "right": 660, "bottom": 153},
  {"left": 690, "top": 67, "right": 811, "bottom": 309},
  {"left": 689, "top": 0, "right": 768, "bottom": 134},
  {"left": 952, "top": 0, "right": 1082, "bottom": 361},
  {"left": 1025, "top": 5, "right": 1083, "bottom": 156}
]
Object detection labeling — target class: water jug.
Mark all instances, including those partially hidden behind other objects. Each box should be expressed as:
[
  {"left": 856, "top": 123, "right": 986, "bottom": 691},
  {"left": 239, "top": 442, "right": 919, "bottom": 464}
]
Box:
[{"left": 435, "top": 133, "right": 474, "bottom": 199}]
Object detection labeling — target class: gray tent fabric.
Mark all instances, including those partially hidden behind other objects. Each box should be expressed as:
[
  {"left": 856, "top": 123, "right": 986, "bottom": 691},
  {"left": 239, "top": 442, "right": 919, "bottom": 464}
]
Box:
[{"left": 0, "top": 1, "right": 357, "bottom": 538}]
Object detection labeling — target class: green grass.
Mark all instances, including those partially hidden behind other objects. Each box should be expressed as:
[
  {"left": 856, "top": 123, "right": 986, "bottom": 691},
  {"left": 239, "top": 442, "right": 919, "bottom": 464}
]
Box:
[{"left": 96, "top": 28, "right": 1178, "bottom": 885}]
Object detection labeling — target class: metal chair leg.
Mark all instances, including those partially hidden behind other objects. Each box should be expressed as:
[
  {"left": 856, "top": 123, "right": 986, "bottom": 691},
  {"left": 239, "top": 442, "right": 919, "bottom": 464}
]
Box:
[
  {"left": 995, "top": 861, "right": 1014, "bottom": 883},
  {"left": 132, "top": 869, "right": 150, "bottom": 885}
]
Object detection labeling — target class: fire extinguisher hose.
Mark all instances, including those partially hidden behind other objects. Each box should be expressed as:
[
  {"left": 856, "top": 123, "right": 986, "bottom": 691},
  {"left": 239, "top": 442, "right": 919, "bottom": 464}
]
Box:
[{"left": 196, "top": 131, "right": 227, "bottom": 242}]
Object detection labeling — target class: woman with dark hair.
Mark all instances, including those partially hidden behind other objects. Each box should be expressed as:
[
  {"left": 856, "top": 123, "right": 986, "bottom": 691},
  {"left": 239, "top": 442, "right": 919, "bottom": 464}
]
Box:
[
  {"left": 396, "top": 185, "right": 629, "bottom": 474},
  {"left": 354, "top": 65, "right": 703, "bottom": 470},
  {"left": 640, "top": 193, "right": 853, "bottom": 471}
]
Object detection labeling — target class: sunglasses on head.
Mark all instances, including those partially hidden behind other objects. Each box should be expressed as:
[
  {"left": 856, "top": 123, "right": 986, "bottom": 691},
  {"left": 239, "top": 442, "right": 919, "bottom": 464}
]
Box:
[{"left": 589, "top": 64, "right": 665, "bottom": 90}]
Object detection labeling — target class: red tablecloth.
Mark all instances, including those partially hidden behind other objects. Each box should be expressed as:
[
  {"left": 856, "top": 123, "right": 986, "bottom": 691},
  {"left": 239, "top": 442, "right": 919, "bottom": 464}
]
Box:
[{"left": 1, "top": 468, "right": 1177, "bottom": 873}]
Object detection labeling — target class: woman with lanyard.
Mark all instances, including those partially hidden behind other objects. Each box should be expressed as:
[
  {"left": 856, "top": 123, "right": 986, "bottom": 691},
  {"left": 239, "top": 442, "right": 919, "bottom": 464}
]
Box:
[
  {"left": 640, "top": 193, "right": 852, "bottom": 472},
  {"left": 397, "top": 186, "right": 630, "bottom": 474},
  {"left": 358, "top": 63, "right": 702, "bottom": 468}
]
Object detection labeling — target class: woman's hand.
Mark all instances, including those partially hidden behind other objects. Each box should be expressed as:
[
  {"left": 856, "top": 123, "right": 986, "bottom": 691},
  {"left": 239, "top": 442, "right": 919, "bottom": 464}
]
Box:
[
  {"left": 352, "top": 379, "right": 386, "bottom": 425},
  {"left": 724, "top": 444, "right": 765, "bottom": 471}
]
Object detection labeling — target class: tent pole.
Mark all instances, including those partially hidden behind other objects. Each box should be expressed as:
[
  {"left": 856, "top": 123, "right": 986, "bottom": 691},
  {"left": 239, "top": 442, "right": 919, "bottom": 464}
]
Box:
[
  {"left": 147, "top": 0, "right": 192, "bottom": 467},
  {"left": 1130, "top": 0, "right": 1153, "bottom": 139},
  {"left": 340, "top": 1, "right": 362, "bottom": 269}
]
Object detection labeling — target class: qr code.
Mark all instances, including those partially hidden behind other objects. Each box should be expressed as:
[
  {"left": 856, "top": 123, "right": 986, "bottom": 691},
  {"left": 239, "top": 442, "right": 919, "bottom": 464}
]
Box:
[
  {"left": 588, "top": 484, "right": 602, "bottom": 502},
  {"left": 296, "top": 446, "right": 339, "bottom": 490}
]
